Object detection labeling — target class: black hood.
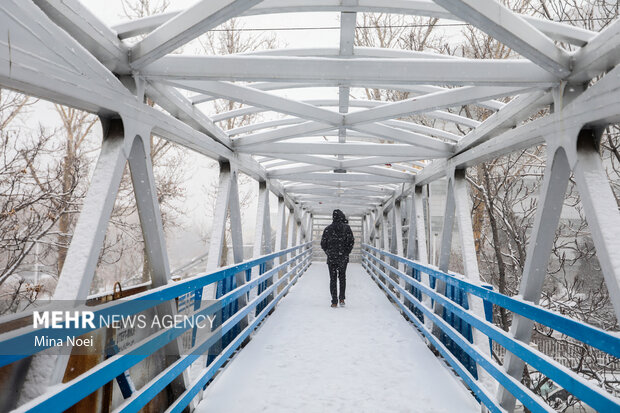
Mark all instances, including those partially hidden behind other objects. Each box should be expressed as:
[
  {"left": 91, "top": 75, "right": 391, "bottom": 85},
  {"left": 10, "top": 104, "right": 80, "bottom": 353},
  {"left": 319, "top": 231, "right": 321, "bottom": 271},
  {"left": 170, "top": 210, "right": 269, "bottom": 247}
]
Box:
[{"left": 332, "top": 209, "right": 348, "bottom": 224}]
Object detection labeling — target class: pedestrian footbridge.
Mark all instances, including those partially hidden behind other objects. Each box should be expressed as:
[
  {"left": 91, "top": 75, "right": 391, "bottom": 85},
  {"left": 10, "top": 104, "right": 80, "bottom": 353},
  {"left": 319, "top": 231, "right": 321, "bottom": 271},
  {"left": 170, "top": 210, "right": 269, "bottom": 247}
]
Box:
[
  {"left": 1, "top": 245, "right": 618, "bottom": 412},
  {"left": 1, "top": 1, "right": 620, "bottom": 412},
  {"left": 195, "top": 262, "right": 478, "bottom": 413}
]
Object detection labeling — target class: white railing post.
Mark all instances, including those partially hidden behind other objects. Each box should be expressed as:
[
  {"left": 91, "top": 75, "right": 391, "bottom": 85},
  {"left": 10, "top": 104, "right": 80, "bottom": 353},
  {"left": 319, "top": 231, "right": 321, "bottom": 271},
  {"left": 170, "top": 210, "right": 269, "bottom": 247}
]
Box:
[
  {"left": 250, "top": 181, "right": 273, "bottom": 305},
  {"left": 412, "top": 187, "right": 434, "bottom": 331}
]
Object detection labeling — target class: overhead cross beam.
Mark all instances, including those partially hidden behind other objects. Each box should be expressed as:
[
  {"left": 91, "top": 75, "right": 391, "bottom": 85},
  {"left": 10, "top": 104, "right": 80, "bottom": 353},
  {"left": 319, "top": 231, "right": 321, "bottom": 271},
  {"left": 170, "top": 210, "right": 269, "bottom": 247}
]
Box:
[
  {"left": 214, "top": 99, "right": 480, "bottom": 128},
  {"left": 167, "top": 80, "right": 343, "bottom": 125},
  {"left": 241, "top": 142, "right": 450, "bottom": 158},
  {"left": 112, "top": 1, "right": 596, "bottom": 47},
  {"left": 432, "top": 0, "right": 571, "bottom": 76},
  {"left": 142, "top": 56, "right": 560, "bottom": 87},
  {"left": 130, "top": 0, "right": 264, "bottom": 68}
]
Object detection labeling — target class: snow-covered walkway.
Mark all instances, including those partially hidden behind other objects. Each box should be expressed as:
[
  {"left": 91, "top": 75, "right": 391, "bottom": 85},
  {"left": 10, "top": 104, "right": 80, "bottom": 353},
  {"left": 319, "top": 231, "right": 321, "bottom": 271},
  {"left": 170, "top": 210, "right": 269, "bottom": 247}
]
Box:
[{"left": 196, "top": 262, "right": 480, "bottom": 413}]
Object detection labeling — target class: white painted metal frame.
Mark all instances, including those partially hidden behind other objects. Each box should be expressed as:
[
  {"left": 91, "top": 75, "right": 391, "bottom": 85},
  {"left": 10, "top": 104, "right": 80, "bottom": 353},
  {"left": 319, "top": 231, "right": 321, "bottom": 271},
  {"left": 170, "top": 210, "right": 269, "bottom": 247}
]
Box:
[{"left": 3, "top": 1, "right": 620, "bottom": 412}]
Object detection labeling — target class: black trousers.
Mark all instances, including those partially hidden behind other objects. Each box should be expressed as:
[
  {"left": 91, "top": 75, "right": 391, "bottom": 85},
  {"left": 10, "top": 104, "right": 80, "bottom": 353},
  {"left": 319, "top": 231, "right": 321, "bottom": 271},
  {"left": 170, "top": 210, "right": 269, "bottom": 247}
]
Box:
[{"left": 328, "top": 261, "right": 347, "bottom": 304}]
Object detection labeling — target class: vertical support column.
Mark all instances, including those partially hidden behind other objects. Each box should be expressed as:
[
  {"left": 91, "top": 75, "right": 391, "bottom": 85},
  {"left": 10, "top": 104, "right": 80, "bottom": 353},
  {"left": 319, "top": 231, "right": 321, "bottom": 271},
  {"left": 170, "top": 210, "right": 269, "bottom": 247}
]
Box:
[
  {"left": 425, "top": 184, "right": 434, "bottom": 265},
  {"left": 227, "top": 169, "right": 247, "bottom": 311},
  {"left": 572, "top": 132, "right": 620, "bottom": 320},
  {"left": 432, "top": 176, "right": 456, "bottom": 337},
  {"left": 452, "top": 169, "right": 494, "bottom": 390},
  {"left": 287, "top": 206, "right": 297, "bottom": 267},
  {"left": 295, "top": 208, "right": 303, "bottom": 246},
  {"left": 413, "top": 186, "right": 434, "bottom": 331},
  {"left": 53, "top": 119, "right": 127, "bottom": 301},
  {"left": 128, "top": 134, "right": 191, "bottom": 402},
  {"left": 251, "top": 181, "right": 272, "bottom": 308},
  {"left": 200, "top": 162, "right": 248, "bottom": 373},
  {"left": 205, "top": 163, "right": 233, "bottom": 273},
  {"left": 307, "top": 213, "right": 314, "bottom": 242},
  {"left": 43, "top": 119, "right": 128, "bottom": 388},
  {"left": 380, "top": 210, "right": 390, "bottom": 282},
  {"left": 274, "top": 197, "right": 287, "bottom": 291},
  {"left": 275, "top": 197, "right": 287, "bottom": 253},
  {"left": 498, "top": 148, "right": 570, "bottom": 411},
  {"left": 391, "top": 199, "right": 405, "bottom": 294}
]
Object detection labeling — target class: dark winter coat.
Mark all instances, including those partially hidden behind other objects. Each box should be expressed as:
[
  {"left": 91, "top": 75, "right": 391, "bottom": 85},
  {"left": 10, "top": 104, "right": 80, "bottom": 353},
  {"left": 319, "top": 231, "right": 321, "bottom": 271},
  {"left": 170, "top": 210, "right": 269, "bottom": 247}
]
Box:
[{"left": 321, "top": 209, "right": 354, "bottom": 265}]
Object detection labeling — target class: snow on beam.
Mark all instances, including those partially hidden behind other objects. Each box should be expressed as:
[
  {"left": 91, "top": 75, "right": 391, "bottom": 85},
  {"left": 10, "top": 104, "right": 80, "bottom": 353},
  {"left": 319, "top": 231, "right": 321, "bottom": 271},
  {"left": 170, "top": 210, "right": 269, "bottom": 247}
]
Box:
[
  {"left": 262, "top": 154, "right": 418, "bottom": 170},
  {"left": 146, "top": 82, "right": 232, "bottom": 147},
  {"left": 229, "top": 116, "right": 460, "bottom": 143},
  {"left": 233, "top": 121, "right": 336, "bottom": 147},
  {"left": 285, "top": 183, "right": 398, "bottom": 193},
  {"left": 433, "top": 0, "right": 571, "bottom": 76},
  {"left": 240, "top": 142, "right": 449, "bottom": 158},
  {"left": 167, "top": 80, "right": 343, "bottom": 125},
  {"left": 191, "top": 80, "right": 505, "bottom": 111},
  {"left": 142, "top": 56, "right": 560, "bottom": 87},
  {"left": 382, "top": 119, "right": 460, "bottom": 142},
  {"left": 570, "top": 19, "right": 620, "bottom": 83},
  {"left": 214, "top": 100, "right": 479, "bottom": 128},
  {"left": 344, "top": 86, "right": 528, "bottom": 126},
  {"left": 268, "top": 165, "right": 333, "bottom": 177},
  {"left": 112, "top": 1, "right": 596, "bottom": 46},
  {"left": 278, "top": 172, "right": 411, "bottom": 185},
  {"left": 33, "top": 0, "right": 131, "bottom": 74},
  {"left": 456, "top": 90, "right": 553, "bottom": 152},
  {"left": 350, "top": 123, "right": 455, "bottom": 153},
  {"left": 416, "top": 63, "right": 620, "bottom": 186},
  {"left": 130, "top": 0, "right": 263, "bottom": 68},
  {"left": 347, "top": 166, "right": 415, "bottom": 180}
]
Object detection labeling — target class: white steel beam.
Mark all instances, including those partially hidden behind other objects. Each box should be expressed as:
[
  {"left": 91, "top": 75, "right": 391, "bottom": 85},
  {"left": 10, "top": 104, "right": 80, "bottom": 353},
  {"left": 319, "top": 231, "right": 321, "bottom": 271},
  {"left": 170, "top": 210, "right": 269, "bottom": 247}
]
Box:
[
  {"left": 262, "top": 154, "right": 418, "bottom": 169},
  {"left": 115, "top": 1, "right": 595, "bottom": 46},
  {"left": 168, "top": 80, "right": 343, "bottom": 125},
  {"left": 278, "top": 172, "right": 410, "bottom": 185},
  {"left": 250, "top": 181, "right": 273, "bottom": 303},
  {"left": 146, "top": 82, "right": 232, "bottom": 147},
  {"left": 432, "top": 0, "right": 570, "bottom": 76},
  {"left": 350, "top": 123, "right": 455, "bottom": 153},
  {"left": 233, "top": 122, "right": 335, "bottom": 147},
  {"left": 143, "top": 56, "right": 560, "bottom": 87},
  {"left": 32, "top": 0, "right": 130, "bottom": 74},
  {"left": 344, "top": 86, "right": 527, "bottom": 126},
  {"left": 416, "top": 63, "right": 620, "bottom": 185},
  {"left": 130, "top": 0, "right": 264, "bottom": 68},
  {"left": 455, "top": 91, "right": 552, "bottom": 153},
  {"left": 347, "top": 166, "right": 415, "bottom": 180},
  {"left": 192, "top": 79, "right": 505, "bottom": 111},
  {"left": 52, "top": 121, "right": 127, "bottom": 301},
  {"left": 240, "top": 142, "right": 450, "bottom": 158},
  {"left": 383, "top": 119, "right": 461, "bottom": 142},
  {"left": 268, "top": 165, "right": 332, "bottom": 177},
  {"left": 497, "top": 148, "right": 571, "bottom": 411},
  {"left": 285, "top": 186, "right": 393, "bottom": 197},
  {"left": 570, "top": 19, "right": 620, "bottom": 83},
  {"left": 213, "top": 99, "right": 479, "bottom": 128}
]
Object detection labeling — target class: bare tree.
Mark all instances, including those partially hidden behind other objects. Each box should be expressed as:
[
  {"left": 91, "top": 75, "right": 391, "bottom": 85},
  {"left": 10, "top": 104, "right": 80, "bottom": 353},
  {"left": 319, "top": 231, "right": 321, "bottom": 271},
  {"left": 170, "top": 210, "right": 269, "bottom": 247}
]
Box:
[{"left": 0, "top": 90, "right": 63, "bottom": 312}]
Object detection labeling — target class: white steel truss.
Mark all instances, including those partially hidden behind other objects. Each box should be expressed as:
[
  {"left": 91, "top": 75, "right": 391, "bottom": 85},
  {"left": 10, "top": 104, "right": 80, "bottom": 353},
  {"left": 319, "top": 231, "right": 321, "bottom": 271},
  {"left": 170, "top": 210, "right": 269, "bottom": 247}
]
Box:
[{"left": 2, "top": 1, "right": 620, "bottom": 412}]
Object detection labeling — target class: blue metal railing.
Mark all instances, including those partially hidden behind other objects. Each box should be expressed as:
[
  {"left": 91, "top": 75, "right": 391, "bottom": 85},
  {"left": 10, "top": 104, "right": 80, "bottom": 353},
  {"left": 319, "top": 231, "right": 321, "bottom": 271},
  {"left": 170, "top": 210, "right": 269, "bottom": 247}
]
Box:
[
  {"left": 0, "top": 242, "right": 312, "bottom": 413},
  {"left": 362, "top": 244, "right": 620, "bottom": 413}
]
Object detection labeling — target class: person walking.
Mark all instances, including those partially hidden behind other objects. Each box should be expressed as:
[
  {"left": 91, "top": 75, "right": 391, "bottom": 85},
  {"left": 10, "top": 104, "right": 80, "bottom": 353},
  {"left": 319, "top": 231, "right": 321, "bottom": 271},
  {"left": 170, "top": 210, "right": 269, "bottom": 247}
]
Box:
[{"left": 320, "top": 209, "right": 354, "bottom": 308}]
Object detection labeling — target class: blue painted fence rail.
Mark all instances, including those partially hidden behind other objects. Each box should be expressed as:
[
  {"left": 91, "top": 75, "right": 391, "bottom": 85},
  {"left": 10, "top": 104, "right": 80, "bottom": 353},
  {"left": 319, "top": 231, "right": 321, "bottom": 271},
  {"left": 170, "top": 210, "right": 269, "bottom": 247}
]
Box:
[
  {"left": 0, "top": 242, "right": 312, "bottom": 413},
  {"left": 362, "top": 244, "right": 620, "bottom": 413}
]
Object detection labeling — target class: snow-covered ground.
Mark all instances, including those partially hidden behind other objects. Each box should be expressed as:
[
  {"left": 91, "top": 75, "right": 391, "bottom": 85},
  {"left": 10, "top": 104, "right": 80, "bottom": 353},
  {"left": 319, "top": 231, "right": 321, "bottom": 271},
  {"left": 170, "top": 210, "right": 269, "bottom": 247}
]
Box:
[{"left": 196, "top": 263, "right": 480, "bottom": 413}]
